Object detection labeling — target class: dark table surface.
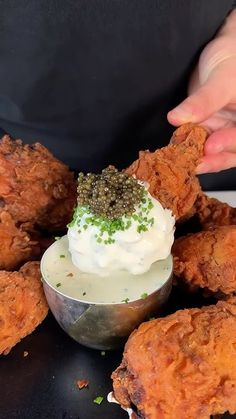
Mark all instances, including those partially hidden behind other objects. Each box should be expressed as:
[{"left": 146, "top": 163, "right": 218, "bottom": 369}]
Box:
[
  {"left": 0, "top": 285, "right": 235, "bottom": 419},
  {"left": 0, "top": 312, "right": 127, "bottom": 419}
]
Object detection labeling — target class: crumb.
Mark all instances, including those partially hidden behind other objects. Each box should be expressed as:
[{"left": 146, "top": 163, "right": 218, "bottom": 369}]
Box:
[
  {"left": 76, "top": 379, "right": 89, "bottom": 390},
  {"left": 94, "top": 396, "right": 104, "bottom": 405},
  {"left": 23, "top": 351, "right": 29, "bottom": 357}
]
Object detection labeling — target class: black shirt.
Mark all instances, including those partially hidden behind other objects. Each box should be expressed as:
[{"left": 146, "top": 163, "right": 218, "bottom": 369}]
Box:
[{"left": 0, "top": 0, "right": 235, "bottom": 189}]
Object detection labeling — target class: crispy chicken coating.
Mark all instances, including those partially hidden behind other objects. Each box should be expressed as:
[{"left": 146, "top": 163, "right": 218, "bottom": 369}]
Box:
[
  {"left": 0, "top": 262, "right": 48, "bottom": 355},
  {"left": 195, "top": 193, "right": 236, "bottom": 229},
  {"left": 126, "top": 123, "right": 208, "bottom": 220},
  {"left": 0, "top": 210, "right": 42, "bottom": 271},
  {"left": 173, "top": 226, "right": 236, "bottom": 295},
  {"left": 112, "top": 297, "right": 236, "bottom": 419},
  {"left": 0, "top": 135, "right": 77, "bottom": 232},
  {"left": 0, "top": 136, "right": 78, "bottom": 352}
]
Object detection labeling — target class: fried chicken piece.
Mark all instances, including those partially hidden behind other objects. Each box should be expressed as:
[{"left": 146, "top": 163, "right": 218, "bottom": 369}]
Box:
[
  {"left": 0, "top": 262, "right": 48, "bottom": 355},
  {"left": 112, "top": 297, "right": 236, "bottom": 419},
  {"left": 126, "top": 123, "right": 208, "bottom": 220},
  {"left": 194, "top": 193, "right": 236, "bottom": 229},
  {"left": 0, "top": 210, "right": 42, "bottom": 271},
  {"left": 173, "top": 226, "right": 236, "bottom": 295},
  {"left": 0, "top": 135, "right": 77, "bottom": 232}
]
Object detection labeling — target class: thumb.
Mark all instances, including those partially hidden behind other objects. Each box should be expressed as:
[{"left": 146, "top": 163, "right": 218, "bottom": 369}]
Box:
[{"left": 167, "top": 61, "right": 233, "bottom": 126}]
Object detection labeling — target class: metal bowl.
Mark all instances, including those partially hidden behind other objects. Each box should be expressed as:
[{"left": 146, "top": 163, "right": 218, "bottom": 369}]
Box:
[{"left": 41, "top": 246, "right": 173, "bottom": 351}]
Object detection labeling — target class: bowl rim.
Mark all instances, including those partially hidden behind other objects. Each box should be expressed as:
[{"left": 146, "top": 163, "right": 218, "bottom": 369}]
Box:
[{"left": 40, "top": 238, "right": 173, "bottom": 307}]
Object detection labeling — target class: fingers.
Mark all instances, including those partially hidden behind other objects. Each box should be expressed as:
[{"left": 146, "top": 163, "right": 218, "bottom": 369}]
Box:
[
  {"left": 197, "top": 151, "right": 236, "bottom": 174},
  {"left": 168, "top": 47, "right": 236, "bottom": 126},
  {"left": 197, "top": 127, "right": 236, "bottom": 173},
  {"left": 204, "top": 127, "right": 236, "bottom": 154},
  {"left": 167, "top": 68, "right": 230, "bottom": 126},
  {"left": 200, "top": 111, "right": 236, "bottom": 132}
]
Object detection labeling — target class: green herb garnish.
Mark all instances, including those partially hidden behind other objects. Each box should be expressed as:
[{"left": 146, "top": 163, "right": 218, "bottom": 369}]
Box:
[
  {"left": 56, "top": 283, "right": 61, "bottom": 288},
  {"left": 141, "top": 292, "right": 148, "bottom": 299},
  {"left": 60, "top": 254, "right": 65, "bottom": 258},
  {"left": 82, "top": 291, "right": 86, "bottom": 296},
  {"left": 94, "top": 396, "right": 104, "bottom": 405},
  {"left": 122, "top": 298, "right": 130, "bottom": 304},
  {"left": 68, "top": 189, "right": 155, "bottom": 245}
]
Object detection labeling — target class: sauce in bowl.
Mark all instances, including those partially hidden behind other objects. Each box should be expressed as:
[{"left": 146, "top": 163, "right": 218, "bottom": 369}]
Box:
[{"left": 41, "top": 236, "right": 173, "bottom": 304}]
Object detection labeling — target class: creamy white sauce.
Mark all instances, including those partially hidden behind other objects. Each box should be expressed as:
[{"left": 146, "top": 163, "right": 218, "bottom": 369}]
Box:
[
  {"left": 41, "top": 236, "right": 172, "bottom": 304},
  {"left": 67, "top": 191, "right": 175, "bottom": 277},
  {"left": 107, "top": 392, "right": 134, "bottom": 418}
]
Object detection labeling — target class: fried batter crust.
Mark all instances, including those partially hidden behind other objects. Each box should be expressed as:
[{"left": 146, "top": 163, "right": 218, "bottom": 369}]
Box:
[
  {"left": 0, "top": 262, "right": 48, "bottom": 355},
  {"left": 195, "top": 193, "right": 236, "bottom": 229},
  {"left": 0, "top": 210, "right": 41, "bottom": 271},
  {"left": 126, "top": 123, "right": 208, "bottom": 220},
  {"left": 112, "top": 297, "right": 236, "bottom": 419},
  {"left": 0, "top": 135, "right": 77, "bottom": 232},
  {"left": 173, "top": 226, "right": 236, "bottom": 294}
]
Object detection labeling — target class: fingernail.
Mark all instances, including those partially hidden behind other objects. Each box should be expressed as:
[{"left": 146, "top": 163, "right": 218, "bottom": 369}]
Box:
[
  {"left": 169, "top": 105, "right": 194, "bottom": 122},
  {"left": 196, "top": 161, "right": 208, "bottom": 174}
]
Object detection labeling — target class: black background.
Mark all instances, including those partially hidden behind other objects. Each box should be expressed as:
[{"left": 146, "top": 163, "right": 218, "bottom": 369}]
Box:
[{"left": 0, "top": 0, "right": 235, "bottom": 191}]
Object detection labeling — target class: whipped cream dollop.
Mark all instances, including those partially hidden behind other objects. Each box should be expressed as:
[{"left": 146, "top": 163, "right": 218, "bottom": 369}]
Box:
[{"left": 67, "top": 188, "right": 175, "bottom": 277}]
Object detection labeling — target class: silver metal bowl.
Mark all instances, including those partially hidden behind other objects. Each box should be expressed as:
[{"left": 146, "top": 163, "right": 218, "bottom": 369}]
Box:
[{"left": 41, "top": 255, "right": 173, "bottom": 351}]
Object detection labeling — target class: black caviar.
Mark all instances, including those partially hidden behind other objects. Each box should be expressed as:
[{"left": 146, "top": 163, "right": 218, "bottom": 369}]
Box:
[{"left": 77, "top": 166, "right": 144, "bottom": 219}]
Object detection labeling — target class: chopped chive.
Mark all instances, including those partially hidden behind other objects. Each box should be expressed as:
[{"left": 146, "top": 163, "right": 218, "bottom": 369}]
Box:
[
  {"left": 141, "top": 292, "right": 148, "bottom": 299},
  {"left": 82, "top": 291, "right": 86, "bottom": 296},
  {"left": 67, "top": 191, "right": 155, "bottom": 245},
  {"left": 148, "top": 200, "right": 154, "bottom": 210},
  {"left": 56, "top": 283, "right": 61, "bottom": 288},
  {"left": 94, "top": 396, "right": 104, "bottom": 405},
  {"left": 60, "top": 254, "right": 65, "bottom": 258},
  {"left": 137, "top": 224, "right": 148, "bottom": 233},
  {"left": 122, "top": 298, "right": 130, "bottom": 304},
  {"left": 126, "top": 220, "right": 132, "bottom": 228}
]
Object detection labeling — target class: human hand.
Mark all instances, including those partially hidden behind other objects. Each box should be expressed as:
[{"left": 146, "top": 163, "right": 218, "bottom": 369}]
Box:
[{"left": 168, "top": 10, "right": 236, "bottom": 174}]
